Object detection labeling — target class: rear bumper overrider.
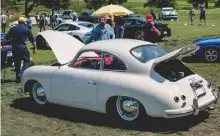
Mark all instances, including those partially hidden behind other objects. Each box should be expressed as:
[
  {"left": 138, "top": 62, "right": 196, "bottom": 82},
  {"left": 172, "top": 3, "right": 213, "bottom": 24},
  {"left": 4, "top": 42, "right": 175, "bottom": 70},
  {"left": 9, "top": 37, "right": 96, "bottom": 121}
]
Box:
[{"left": 164, "top": 88, "right": 219, "bottom": 118}]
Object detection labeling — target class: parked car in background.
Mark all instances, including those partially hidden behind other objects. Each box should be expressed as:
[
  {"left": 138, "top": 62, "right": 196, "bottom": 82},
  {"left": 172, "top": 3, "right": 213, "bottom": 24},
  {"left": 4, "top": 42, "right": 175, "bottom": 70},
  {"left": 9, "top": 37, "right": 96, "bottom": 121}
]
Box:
[
  {"left": 78, "top": 11, "right": 100, "bottom": 23},
  {"left": 18, "top": 30, "right": 220, "bottom": 123},
  {"left": 193, "top": 37, "right": 220, "bottom": 62},
  {"left": 62, "top": 10, "right": 78, "bottom": 21},
  {"left": 54, "top": 14, "right": 63, "bottom": 25},
  {"left": 123, "top": 17, "right": 171, "bottom": 41},
  {"left": 35, "top": 21, "right": 94, "bottom": 49},
  {"left": 159, "top": 7, "right": 178, "bottom": 20}
]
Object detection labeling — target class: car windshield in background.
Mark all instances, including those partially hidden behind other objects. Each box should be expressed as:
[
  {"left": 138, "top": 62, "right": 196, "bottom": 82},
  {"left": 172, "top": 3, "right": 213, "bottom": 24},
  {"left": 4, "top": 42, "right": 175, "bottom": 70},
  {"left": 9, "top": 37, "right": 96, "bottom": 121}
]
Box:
[
  {"left": 78, "top": 23, "right": 94, "bottom": 28},
  {"left": 163, "top": 9, "right": 174, "bottom": 12},
  {"left": 131, "top": 45, "right": 167, "bottom": 63}
]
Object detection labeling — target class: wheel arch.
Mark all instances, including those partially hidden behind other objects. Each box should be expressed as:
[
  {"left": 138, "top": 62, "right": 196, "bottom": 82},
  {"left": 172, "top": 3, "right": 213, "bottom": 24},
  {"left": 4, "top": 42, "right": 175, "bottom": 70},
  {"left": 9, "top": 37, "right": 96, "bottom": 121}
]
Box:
[
  {"left": 73, "top": 35, "right": 83, "bottom": 42},
  {"left": 24, "top": 79, "right": 39, "bottom": 93}
]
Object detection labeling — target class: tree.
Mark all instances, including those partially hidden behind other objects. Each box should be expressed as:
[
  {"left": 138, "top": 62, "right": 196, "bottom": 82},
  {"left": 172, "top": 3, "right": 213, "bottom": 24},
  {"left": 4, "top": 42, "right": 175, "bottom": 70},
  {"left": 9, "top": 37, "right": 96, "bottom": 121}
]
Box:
[
  {"left": 215, "top": 0, "right": 220, "bottom": 7},
  {"left": 143, "top": 0, "right": 177, "bottom": 8},
  {"left": 1, "top": 0, "right": 21, "bottom": 12},
  {"left": 187, "top": 0, "right": 209, "bottom": 8},
  {"left": 84, "top": 0, "right": 127, "bottom": 10}
]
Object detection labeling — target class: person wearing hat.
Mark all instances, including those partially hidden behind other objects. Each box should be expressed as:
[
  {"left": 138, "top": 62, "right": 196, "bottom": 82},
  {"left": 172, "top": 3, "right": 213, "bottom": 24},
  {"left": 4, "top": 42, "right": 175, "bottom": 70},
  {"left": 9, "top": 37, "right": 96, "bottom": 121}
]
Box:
[
  {"left": 1, "top": 11, "right": 8, "bottom": 33},
  {"left": 3, "top": 17, "right": 37, "bottom": 82},
  {"left": 39, "top": 12, "right": 46, "bottom": 31},
  {"left": 189, "top": 6, "right": 195, "bottom": 25},
  {"left": 87, "top": 16, "right": 114, "bottom": 44},
  {"left": 144, "top": 14, "right": 161, "bottom": 43},
  {"left": 199, "top": 5, "right": 206, "bottom": 25}
]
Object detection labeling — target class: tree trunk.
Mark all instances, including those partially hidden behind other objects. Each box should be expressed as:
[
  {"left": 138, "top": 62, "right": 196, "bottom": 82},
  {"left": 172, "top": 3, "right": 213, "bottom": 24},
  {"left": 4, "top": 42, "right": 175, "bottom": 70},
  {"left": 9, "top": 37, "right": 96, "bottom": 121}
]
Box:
[
  {"left": 25, "top": 0, "right": 35, "bottom": 16},
  {"left": 205, "top": 0, "right": 208, "bottom": 8}
]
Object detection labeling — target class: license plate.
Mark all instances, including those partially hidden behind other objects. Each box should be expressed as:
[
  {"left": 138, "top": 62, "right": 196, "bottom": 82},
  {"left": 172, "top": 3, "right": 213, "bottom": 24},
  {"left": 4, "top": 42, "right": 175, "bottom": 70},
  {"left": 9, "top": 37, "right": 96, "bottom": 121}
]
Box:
[
  {"left": 164, "top": 31, "right": 167, "bottom": 34},
  {"left": 195, "top": 87, "right": 206, "bottom": 96}
]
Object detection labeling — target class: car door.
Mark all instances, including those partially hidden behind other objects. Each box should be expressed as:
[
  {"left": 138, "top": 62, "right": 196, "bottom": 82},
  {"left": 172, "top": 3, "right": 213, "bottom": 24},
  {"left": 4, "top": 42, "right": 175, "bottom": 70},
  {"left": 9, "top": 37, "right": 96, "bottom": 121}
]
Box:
[
  {"left": 66, "top": 24, "right": 81, "bottom": 36},
  {"left": 50, "top": 50, "right": 103, "bottom": 105},
  {"left": 124, "top": 19, "right": 134, "bottom": 38},
  {"left": 55, "top": 23, "right": 70, "bottom": 32}
]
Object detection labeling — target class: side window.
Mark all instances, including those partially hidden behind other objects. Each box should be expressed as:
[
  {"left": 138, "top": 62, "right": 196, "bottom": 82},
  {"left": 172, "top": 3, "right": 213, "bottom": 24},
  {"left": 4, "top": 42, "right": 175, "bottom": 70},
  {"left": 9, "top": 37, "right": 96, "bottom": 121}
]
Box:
[
  {"left": 82, "top": 12, "right": 88, "bottom": 16},
  {"left": 72, "top": 51, "right": 102, "bottom": 70},
  {"left": 103, "top": 53, "right": 126, "bottom": 71},
  {"left": 55, "top": 24, "right": 70, "bottom": 31},
  {"left": 135, "top": 20, "right": 143, "bottom": 25},
  {"left": 68, "top": 25, "right": 80, "bottom": 31},
  {"left": 124, "top": 19, "right": 133, "bottom": 26}
]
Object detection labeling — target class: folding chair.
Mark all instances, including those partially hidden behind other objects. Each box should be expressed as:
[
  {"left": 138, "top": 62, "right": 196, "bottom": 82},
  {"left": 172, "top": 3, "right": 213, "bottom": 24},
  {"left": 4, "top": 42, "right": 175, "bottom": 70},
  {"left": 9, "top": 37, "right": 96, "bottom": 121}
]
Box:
[{"left": 1, "top": 47, "right": 13, "bottom": 82}]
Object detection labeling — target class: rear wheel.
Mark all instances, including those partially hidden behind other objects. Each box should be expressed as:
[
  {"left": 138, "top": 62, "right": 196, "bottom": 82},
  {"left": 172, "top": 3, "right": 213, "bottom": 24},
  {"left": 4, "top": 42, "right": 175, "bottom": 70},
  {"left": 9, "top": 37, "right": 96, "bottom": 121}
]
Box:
[
  {"left": 107, "top": 96, "right": 146, "bottom": 122},
  {"left": 204, "top": 48, "right": 219, "bottom": 62}
]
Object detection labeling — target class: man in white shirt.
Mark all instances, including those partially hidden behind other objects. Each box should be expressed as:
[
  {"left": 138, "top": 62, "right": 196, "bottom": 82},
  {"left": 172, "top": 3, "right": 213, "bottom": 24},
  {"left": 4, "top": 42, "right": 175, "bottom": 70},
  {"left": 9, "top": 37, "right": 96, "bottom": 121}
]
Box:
[{"left": 1, "top": 12, "right": 8, "bottom": 33}]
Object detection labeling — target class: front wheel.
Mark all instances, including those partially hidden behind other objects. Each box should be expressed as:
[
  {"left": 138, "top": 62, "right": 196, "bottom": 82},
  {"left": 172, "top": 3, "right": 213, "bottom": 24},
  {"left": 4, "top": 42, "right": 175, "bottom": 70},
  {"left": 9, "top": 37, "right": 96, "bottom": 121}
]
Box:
[
  {"left": 134, "top": 30, "right": 145, "bottom": 40},
  {"left": 204, "top": 48, "right": 219, "bottom": 62},
  {"left": 30, "top": 82, "right": 48, "bottom": 105}
]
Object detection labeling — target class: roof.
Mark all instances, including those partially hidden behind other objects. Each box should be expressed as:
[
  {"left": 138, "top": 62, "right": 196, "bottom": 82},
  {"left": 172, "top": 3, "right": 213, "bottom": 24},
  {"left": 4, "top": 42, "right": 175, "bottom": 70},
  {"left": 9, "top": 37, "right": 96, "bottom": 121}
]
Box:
[
  {"left": 80, "top": 39, "right": 152, "bottom": 55},
  {"left": 65, "top": 21, "right": 93, "bottom": 25}
]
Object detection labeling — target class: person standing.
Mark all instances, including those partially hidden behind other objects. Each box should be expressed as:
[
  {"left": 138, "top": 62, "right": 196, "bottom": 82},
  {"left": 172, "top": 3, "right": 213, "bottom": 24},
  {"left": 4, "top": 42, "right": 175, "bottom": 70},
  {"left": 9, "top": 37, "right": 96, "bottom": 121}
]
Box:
[
  {"left": 199, "top": 5, "right": 206, "bottom": 25},
  {"left": 115, "top": 16, "right": 125, "bottom": 38},
  {"left": 144, "top": 14, "right": 161, "bottom": 43},
  {"left": 26, "top": 15, "right": 32, "bottom": 30},
  {"left": 35, "top": 12, "right": 40, "bottom": 26},
  {"left": 39, "top": 13, "right": 46, "bottom": 32},
  {"left": 87, "top": 16, "right": 114, "bottom": 44},
  {"left": 50, "top": 12, "right": 56, "bottom": 29},
  {"left": 1, "top": 12, "right": 8, "bottom": 33},
  {"left": 189, "top": 6, "right": 195, "bottom": 25},
  {"left": 3, "top": 17, "right": 37, "bottom": 82},
  {"left": 150, "top": 9, "right": 156, "bottom": 20}
]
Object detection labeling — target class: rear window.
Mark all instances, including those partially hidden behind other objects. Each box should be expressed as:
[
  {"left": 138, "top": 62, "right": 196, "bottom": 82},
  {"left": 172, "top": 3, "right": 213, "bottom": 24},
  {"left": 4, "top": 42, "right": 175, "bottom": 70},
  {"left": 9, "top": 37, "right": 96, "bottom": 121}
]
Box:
[{"left": 131, "top": 45, "right": 167, "bottom": 63}]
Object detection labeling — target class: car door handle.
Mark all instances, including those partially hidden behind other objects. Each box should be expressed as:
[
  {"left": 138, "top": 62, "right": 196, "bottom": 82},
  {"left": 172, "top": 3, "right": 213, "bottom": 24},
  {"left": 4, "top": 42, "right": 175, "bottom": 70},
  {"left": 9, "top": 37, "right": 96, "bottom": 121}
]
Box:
[{"left": 88, "top": 81, "right": 96, "bottom": 85}]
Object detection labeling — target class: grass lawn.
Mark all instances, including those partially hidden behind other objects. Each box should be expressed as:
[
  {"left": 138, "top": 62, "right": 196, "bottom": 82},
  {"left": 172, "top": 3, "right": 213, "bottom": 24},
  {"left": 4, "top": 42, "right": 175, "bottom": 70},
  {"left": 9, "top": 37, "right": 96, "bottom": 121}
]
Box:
[{"left": 1, "top": 3, "right": 220, "bottom": 136}]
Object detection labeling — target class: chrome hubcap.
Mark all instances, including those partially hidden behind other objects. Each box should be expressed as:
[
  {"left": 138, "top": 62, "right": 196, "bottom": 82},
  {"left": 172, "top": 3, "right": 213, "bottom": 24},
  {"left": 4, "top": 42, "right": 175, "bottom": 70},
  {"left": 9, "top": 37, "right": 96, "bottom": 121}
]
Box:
[
  {"left": 135, "top": 31, "right": 144, "bottom": 40},
  {"left": 205, "top": 49, "right": 218, "bottom": 61},
  {"left": 32, "top": 82, "right": 47, "bottom": 105},
  {"left": 116, "top": 96, "right": 139, "bottom": 121}
]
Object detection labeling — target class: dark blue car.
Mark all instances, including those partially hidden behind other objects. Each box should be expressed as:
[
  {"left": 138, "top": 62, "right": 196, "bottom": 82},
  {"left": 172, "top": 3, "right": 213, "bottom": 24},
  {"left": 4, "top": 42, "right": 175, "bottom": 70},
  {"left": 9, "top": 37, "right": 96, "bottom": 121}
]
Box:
[{"left": 193, "top": 37, "right": 220, "bottom": 62}]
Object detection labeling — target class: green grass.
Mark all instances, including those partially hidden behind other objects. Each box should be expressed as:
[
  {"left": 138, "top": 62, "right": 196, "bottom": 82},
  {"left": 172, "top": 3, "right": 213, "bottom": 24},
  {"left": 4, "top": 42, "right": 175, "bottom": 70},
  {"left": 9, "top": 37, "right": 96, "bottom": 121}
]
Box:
[{"left": 1, "top": 2, "right": 220, "bottom": 136}]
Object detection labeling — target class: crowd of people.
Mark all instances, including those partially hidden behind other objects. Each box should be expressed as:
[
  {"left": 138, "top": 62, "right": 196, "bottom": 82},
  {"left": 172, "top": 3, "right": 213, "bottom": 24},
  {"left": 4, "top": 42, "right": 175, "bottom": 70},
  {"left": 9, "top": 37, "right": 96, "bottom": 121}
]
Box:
[
  {"left": 35, "top": 11, "right": 57, "bottom": 32},
  {"left": 87, "top": 9, "right": 161, "bottom": 44}
]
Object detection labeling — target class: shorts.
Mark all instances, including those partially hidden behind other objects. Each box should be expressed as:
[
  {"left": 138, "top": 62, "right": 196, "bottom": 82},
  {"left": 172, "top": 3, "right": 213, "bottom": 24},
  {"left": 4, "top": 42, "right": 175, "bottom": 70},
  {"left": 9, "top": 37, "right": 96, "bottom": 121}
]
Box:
[{"left": 200, "top": 14, "right": 206, "bottom": 20}]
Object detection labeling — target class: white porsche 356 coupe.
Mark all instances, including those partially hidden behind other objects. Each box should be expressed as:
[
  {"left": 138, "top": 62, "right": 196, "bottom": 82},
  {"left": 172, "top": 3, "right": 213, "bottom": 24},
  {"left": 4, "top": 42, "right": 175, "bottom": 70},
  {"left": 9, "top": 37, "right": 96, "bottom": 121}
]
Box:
[{"left": 18, "top": 31, "right": 219, "bottom": 122}]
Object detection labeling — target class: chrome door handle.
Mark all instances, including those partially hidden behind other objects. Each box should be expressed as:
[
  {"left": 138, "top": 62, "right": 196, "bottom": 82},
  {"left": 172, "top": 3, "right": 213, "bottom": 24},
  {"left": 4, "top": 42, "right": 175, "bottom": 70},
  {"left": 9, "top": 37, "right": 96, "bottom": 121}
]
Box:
[{"left": 88, "top": 81, "right": 96, "bottom": 85}]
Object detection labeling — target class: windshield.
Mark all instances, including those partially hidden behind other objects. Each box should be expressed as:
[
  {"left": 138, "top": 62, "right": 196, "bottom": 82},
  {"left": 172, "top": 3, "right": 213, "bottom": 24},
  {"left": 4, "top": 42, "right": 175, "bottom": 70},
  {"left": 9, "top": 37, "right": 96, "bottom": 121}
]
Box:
[
  {"left": 163, "top": 9, "right": 174, "bottom": 12},
  {"left": 131, "top": 45, "right": 167, "bottom": 63}
]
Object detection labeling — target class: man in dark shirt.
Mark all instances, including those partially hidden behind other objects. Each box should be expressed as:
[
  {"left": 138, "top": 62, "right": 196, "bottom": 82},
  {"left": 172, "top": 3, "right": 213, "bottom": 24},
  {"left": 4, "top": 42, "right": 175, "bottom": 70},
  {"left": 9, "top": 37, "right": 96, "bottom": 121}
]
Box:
[
  {"left": 3, "top": 17, "right": 37, "bottom": 82},
  {"left": 144, "top": 14, "right": 161, "bottom": 43},
  {"left": 199, "top": 5, "right": 206, "bottom": 25}
]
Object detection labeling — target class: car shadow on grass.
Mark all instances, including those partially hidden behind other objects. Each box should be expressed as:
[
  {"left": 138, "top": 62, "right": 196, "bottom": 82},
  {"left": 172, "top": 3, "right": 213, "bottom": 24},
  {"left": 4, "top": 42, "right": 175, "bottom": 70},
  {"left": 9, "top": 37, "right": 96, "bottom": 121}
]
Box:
[
  {"left": 10, "top": 97, "right": 210, "bottom": 134},
  {"left": 181, "top": 56, "right": 220, "bottom": 63}
]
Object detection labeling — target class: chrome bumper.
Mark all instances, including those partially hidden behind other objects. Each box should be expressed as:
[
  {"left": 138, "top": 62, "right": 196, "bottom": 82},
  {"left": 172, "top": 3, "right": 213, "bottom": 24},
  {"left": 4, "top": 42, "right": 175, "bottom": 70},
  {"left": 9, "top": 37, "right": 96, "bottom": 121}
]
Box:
[{"left": 164, "top": 88, "right": 219, "bottom": 118}]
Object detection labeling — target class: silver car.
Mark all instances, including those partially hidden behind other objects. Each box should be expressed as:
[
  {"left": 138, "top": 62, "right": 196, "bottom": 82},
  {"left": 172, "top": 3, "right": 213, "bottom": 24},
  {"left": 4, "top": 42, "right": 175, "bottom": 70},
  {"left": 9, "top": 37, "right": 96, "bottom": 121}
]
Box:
[{"left": 159, "top": 7, "right": 178, "bottom": 20}]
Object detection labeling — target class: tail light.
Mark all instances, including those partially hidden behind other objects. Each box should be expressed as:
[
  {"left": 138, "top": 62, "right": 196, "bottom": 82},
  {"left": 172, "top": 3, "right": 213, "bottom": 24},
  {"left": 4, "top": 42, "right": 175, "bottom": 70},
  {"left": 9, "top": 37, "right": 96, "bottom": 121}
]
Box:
[{"left": 174, "top": 96, "right": 179, "bottom": 103}]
